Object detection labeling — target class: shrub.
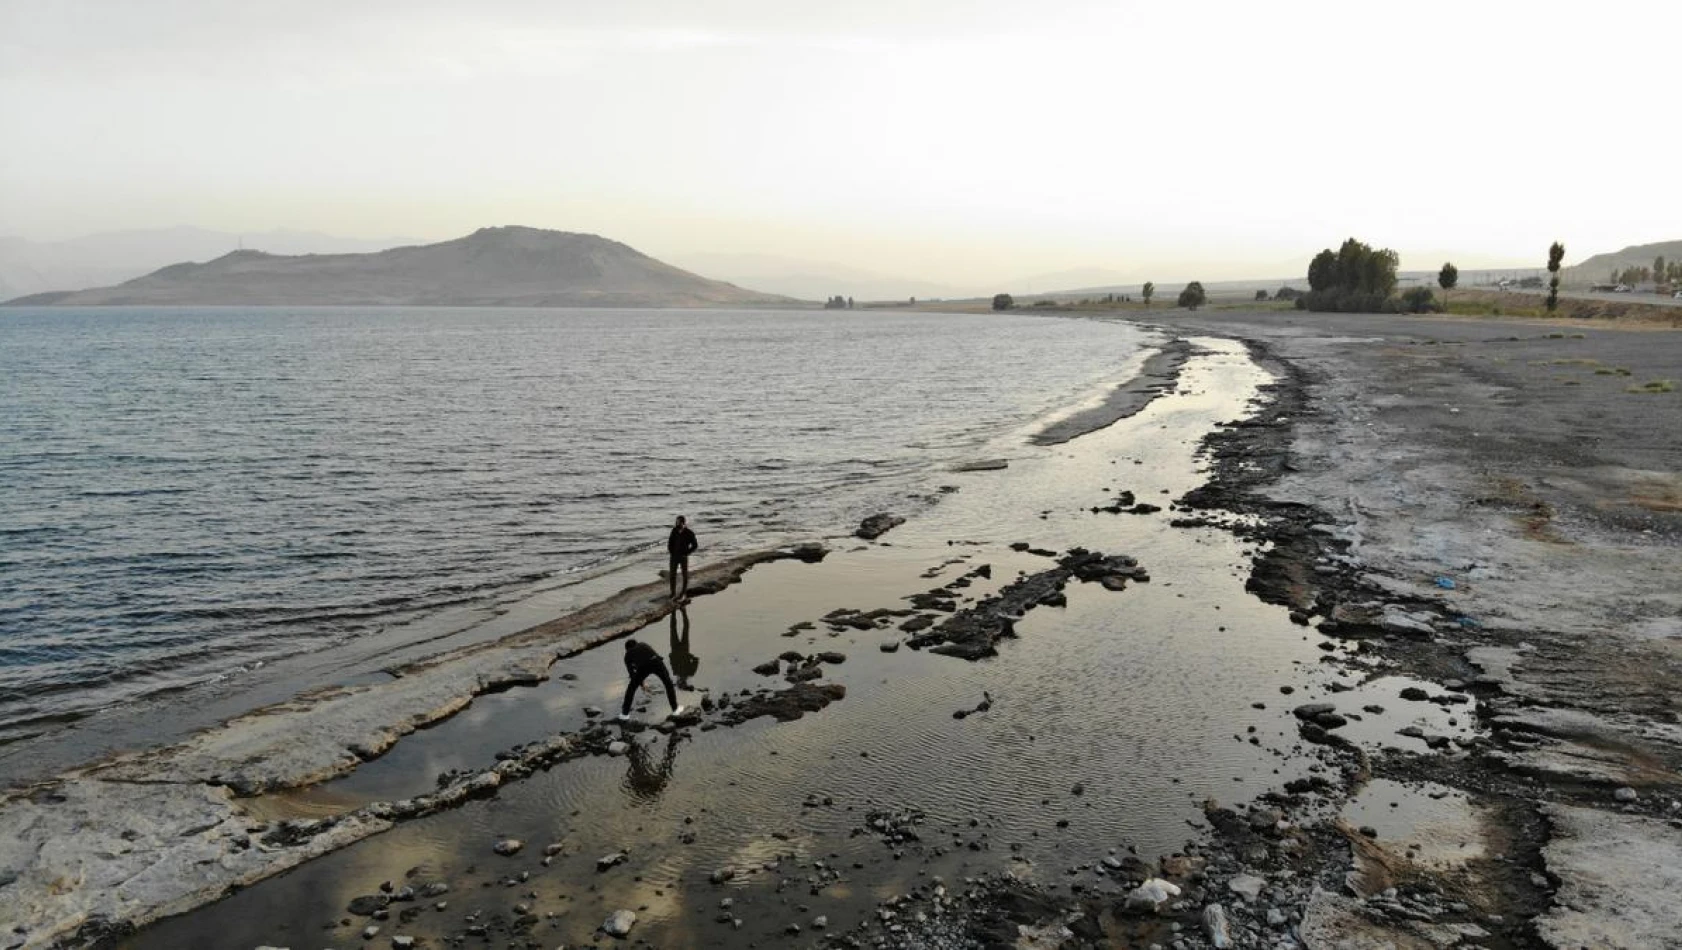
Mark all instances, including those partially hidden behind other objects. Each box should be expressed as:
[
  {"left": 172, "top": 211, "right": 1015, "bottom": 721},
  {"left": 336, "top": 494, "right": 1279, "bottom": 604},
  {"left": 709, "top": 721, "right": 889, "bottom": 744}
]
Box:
[
  {"left": 992, "top": 293, "right": 1015, "bottom": 311},
  {"left": 1401, "top": 287, "right": 1437, "bottom": 313}
]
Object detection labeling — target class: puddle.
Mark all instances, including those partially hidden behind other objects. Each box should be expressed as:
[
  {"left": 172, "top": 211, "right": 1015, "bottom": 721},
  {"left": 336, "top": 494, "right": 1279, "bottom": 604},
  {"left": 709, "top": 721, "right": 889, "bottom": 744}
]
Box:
[
  {"left": 123, "top": 339, "right": 1354, "bottom": 950},
  {"left": 1344, "top": 778, "right": 1489, "bottom": 875},
  {"left": 1278, "top": 674, "right": 1478, "bottom": 756}
]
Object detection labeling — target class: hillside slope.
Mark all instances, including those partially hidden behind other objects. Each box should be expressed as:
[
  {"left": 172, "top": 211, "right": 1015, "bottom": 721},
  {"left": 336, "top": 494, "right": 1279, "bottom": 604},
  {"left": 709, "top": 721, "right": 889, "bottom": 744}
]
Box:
[
  {"left": 1565, "top": 239, "right": 1682, "bottom": 285},
  {"left": 5, "top": 227, "right": 796, "bottom": 308}
]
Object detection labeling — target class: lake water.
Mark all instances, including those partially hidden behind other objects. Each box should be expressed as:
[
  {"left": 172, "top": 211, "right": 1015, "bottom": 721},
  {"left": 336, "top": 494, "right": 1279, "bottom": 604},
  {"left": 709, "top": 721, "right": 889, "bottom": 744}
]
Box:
[{"left": 0, "top": 307, "right": 1148, "bottom": 746}]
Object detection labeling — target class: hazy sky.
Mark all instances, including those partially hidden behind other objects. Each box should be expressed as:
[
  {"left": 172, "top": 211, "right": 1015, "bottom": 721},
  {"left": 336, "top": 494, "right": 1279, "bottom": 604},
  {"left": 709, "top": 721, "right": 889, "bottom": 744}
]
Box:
[{"left": 3, "top": 0, "right": 1678, "bottom": 283}]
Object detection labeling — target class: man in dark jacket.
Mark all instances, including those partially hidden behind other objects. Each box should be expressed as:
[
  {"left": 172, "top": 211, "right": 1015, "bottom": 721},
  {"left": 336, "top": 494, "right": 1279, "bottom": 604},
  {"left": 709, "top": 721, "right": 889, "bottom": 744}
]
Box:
[
  {"left": 667, "top": 515, "right": 699, "bottom": 602},
  {"left": 617, "top": 637, "right": 684, "bottom": 722}
]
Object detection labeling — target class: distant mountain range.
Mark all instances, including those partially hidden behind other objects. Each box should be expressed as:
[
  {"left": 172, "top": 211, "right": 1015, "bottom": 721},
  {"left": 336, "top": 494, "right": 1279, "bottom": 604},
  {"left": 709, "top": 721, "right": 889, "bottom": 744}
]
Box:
[
  {"left": 0, "top": 227, "right": 420, "bottom": 301},
  {"left": 5, "top": 227, "right": 795, "bottom": 308}
]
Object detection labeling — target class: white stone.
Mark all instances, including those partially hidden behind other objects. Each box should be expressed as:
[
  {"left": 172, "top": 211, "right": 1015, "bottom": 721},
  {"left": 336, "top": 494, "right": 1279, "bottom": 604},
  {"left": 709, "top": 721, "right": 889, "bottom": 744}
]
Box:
[
  {"left": 1227, "top": 874, "right": 1266, "bottom": 901},
  {"left": 1203, "top": 903, "right": 1233, "bottom": 949},
  {"left": 602, "top": 909, "right": 637, "bottom": 936},
  {"left": 1124, "top": 878, "right": 1182, "bottom": 913}
]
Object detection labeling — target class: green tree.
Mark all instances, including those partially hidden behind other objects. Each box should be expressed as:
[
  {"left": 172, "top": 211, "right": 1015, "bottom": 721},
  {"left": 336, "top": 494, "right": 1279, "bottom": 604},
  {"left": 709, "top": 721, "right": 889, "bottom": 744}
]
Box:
[
  {"left": 1438, "top": 262, "right": 1458, "bottom": 310},
  {"left": 1142, "top": 282, "right": 1154, "bottom": 307},
  {"left": 1656, "top": 256, "right": 1667, "bottom": 285},
  {"left": 1299, "top": 238, "right": 1401, "bottom": 312},
  {"left": 992, "top": 293, "right": 1015, "bottom": 311},
  {"left": 1177, "top": 281, "right": 1207, "bottom": 310},
  {"left": 1546, "top": 242, "right": 1565, "bottom": 312},
  {"left": 1307, "top": 250, "right": 1338, "bottom": 291}
]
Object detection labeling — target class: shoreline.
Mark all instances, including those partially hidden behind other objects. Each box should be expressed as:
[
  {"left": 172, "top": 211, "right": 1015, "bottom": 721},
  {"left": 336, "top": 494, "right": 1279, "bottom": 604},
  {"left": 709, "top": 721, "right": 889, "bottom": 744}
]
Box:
[
  {"left": 6, "top": 314, "right": 1679, "bottom": 949},
  {"left": 2, "top": 333, "right": 1198, "bottom": 948}
]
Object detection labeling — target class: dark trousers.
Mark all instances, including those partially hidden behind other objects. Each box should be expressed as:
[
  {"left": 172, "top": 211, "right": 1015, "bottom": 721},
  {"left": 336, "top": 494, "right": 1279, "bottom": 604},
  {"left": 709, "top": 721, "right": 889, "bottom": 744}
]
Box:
[
  {"left": 669, "top": 555, "right": 689, "bottom": 598},
  {"left": 623, "top": 658, "right": 677, "bottom": 714}
]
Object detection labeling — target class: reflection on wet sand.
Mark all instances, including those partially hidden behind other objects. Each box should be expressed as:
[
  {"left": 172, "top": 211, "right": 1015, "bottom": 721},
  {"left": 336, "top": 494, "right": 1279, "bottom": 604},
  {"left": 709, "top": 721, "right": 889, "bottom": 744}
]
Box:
[
  {"left": 670, "top": 605, "right": 699, "bottom": 688},
  {"left": 623, "top": 731, "right": 684, "bottom": 802}
]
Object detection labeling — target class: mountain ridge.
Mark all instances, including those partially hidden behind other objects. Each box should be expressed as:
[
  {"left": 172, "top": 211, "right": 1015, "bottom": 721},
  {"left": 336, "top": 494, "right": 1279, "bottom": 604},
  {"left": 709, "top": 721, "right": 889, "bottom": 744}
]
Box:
[{"left": 5, "top": 227, "right": 796, "bottom": 308}]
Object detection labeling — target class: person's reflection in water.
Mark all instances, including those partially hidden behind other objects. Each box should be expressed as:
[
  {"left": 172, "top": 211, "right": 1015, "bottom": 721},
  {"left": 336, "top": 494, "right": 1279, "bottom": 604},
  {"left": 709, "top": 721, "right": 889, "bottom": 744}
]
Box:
[
  {"left": 668, "top": 606, "right": 698, "bottom": 690},
  {"left": 623, "top": 731, "right": 683, "bottom": 802}
]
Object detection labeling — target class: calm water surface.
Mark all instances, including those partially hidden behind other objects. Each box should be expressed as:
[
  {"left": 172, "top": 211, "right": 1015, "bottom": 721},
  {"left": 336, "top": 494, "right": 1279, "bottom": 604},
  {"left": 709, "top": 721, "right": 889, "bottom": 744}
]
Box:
[{"left": 0, "top": 307, "right": 1147, "bottom": 742}]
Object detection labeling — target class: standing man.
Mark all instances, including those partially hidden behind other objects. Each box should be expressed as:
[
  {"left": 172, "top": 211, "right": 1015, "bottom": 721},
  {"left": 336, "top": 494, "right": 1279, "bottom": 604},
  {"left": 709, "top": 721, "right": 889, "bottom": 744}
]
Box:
[
  {"left": 617, "top": 638, "right": 684, "bottom": 722},
  {"left": 667, "top": 515, "right": 699, "bottom": 602}
]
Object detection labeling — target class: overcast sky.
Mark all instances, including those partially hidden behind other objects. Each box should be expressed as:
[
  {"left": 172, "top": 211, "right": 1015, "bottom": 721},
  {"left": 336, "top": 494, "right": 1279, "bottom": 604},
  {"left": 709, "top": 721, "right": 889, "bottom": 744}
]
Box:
[{"left": 3, "top": 0, "right": 1677, "bottom": 283}]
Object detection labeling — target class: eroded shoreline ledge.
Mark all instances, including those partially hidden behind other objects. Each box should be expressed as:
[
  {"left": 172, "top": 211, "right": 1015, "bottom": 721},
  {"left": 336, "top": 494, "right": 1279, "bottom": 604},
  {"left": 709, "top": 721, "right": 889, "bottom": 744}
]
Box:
[
  {"left": 0, "top": 543, "right": 824, "bottom": 950},
  {"left": 1029, "top": 337, "right": 1192, "bottom": 445}
]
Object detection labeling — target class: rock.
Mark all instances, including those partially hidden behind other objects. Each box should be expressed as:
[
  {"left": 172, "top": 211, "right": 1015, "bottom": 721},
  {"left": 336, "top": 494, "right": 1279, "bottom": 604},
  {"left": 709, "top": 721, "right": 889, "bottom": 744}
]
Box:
[
  {"left": 390, "top": 938, "right": 415, "bottom": 950},
  {"left": 880, "top": 640, "right": 901, "bottom": 653},
  {"left": 1292, "top": 703, "right": 1337, "bottom": 720},
  {"left": 492, "top": 838, "right": 523, "bottom": 856},
  {"left": 710, "top": 867, "right": 736, "bottom": 884},
  {"left": 1099, "top": 574, "right": 1129, "bottom": 591},
  {"left": 812, "top": 915, "right": 828, "bottom": 929},
  {"left": 607, "top": 741, "right": 629, "bottom": 756},
  {"left": 1227, "top": 874, "right": 1265, "bottom": 901},
  {"left": 816, "top": 651, "right": 846, "bottom": 664},
  {"left": 856, "top": 513, "right": 906, "bottom": 540},
  {"left": 602, "top": 909, "right": 637, "bottom": 937},
  {"left": 1380, "top": 610, "right": 1436, "bottom": 638},
  {"left": 1399, "top": 686, "right": 1430, "bottom": 702},
  {"left": 751, "top": 660, "right": 781, "bottom": 675},
  {"left": 361, "top": 924, "right": 380, "bottom": 940},
  {"left": 1124, "top": 878, "right": 1182, "bottom": 913},
  {"left": 1202, "top": 903, "right": 1233, "bottom": 949},
  {"left": 348, "top": 895, "right": 390, "bottom": 916},
  {"left": 1614, "top": 786, "right": 1639, "bottom": 802},
  {"left": 597, "top": 851, "right": 628, "bottom": 871},
  {"left": 583, "top": 706, "right": 603, "bottom": 717},
  {"left": 1266, "top": 908, "right": 1287, "bottom": 927}
]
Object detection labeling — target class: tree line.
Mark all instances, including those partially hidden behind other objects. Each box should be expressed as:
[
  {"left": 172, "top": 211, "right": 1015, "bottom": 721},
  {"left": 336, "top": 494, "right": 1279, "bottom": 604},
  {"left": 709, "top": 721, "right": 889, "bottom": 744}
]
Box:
[
  {"left": 1608, "top": 255, "right": 1679, "bottom": 286},
  {"left": 1295, "top": 238, "right": 1567, "bottom": 314}
]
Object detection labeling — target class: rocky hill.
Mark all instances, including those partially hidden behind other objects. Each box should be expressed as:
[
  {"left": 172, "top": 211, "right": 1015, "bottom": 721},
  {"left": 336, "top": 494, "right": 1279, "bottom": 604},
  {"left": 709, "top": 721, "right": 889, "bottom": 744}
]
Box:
[
  {"left": 1565, "top": 239, "right": 1682, "bottom": 286},
  {"left": 4, "top": 227, "right": 796, "bottom": 308}
]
